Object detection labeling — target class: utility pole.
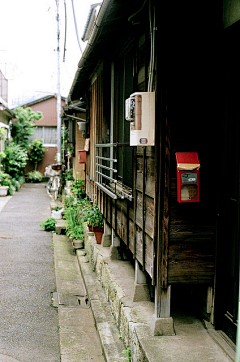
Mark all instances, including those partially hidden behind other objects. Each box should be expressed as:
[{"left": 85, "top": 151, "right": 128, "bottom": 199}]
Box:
[{"left": 56, "top": 0, "right": 61, "bottom": 164}]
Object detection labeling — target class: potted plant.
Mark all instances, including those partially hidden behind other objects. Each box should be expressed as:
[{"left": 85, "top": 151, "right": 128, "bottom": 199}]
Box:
[
  {"left": 71, "top": 177, "right": 85, "bottom": 200},
  {"left": 0, "top": 178, "right": 11, "bottom": 196},
  {"left": 64, "top": 197, "right": 84, "bottom": 249},
  {"left": 85, "top": 204, "right": 104, "bottom": 244}
]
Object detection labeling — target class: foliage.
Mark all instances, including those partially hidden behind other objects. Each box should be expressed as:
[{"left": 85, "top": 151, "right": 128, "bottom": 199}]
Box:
[
  {"left": 0, "top": 178, "right": 11, "bottom": 187},
  {"left": 65, "top": 168, "right": 74, "bottom": 181},
  {"left": 122, "top": 348, "right": 131, "bottom": 362},
  {"left": 17, "top": 176, "right": 25, "bottom": 185},
  {"left": 29, "top": 139, "right": 46, "bottom": 170},
  {"left": 0, "top": 151, "right": 6, "bottom": 159},
  {"left": 83, "top": 203, "right": 104, "bottom": 228},
  {"left": 8, "top": 184, "right": 16, "bottom": 195},
  {"left": 0, "top": 171, "right": 12, "bottom": 180},
  {"left": 0, "top": 127, "right": 7, "bottom": 141},
  {"left": 11, "top": 106, "right": 42, "bottom": 150},
  {"left": 2, "top": 143, "right": 28, "bottom": 177},
  {"left": 11, "top": 179, "right": 20, "bottom": 191},
  {"left": 27, "top": 170, "right": 43, "bottom": 182},
  {"left": 39, "top": 217, "right": 56, "bottom": 232},
  {"left": 71, "top": 177, "right": 85, "bottom": 199},
  {"left": 64, "top": 197, "right": 84, "bottom": 240},
  {"left": 66, "top": 144, "right": 74, "bottom": 157}
]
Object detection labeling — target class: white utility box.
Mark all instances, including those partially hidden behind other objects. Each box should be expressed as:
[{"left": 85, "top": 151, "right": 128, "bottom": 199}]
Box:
[{"left": 125, "top": 92, "right": 155, "bottom": 146}]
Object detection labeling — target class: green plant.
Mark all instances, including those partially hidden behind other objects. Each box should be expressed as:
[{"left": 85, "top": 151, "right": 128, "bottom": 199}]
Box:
[
  {"left": 8, "top": 184, "right": 16, "bottom": 195},
  {"left": 2, "top": 143, "right": 28, "bottom": 178},
  {"left": 122, "top": 348, "right": 131, "bottom": 362},
  {"left": 65, "top": 168, "right": 74, "bottom": 181},
  {"left": 84, "top": 203, "right": 104, "bottom": 228},
  {"left": 39, "top": 217, "right": 56, "bottom": 231},
  {"left": 0, "top": 151, "right": 6, "bottom": 159},
  {"left": 71, "top": 177, "right": 85, "bottom": 199},
  {"left": 0, "top": 171, "right": 12, "bottom": 180},
  {"left": 17, "top": 176, "right": 25, "bottom": 185},
  {"left": 27, "top": 170, "right": 43, "bottom": 182},
  {"left": 63, "top": 196, "right": 85, "bottom": 241},
  {"left": 11, "top": 106, "right": 42, "bottom": 150},
  {"left": 0, "top": 178, "right": 11, "bottom": 187},
  {"left": 53, "top": 206, "right": 61, "bottom": 211},
  {"left": 12, "top": 179, "right": 20, "bottom": 191},
  {"left": 29, "top": 139, "right": 46, "bottom": 170}
]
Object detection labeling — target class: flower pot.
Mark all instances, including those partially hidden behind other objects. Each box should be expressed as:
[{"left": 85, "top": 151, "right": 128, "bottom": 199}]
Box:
[
  {"left": 66, "top": 180, "right": 73, "bottom": 188},
  {"left": 89, "top": 226, "right": 104, "bottom": 244},
  {"left": 0, "top": 186, "right": 9, "bottom": 197},
  {"left": 73, "top": 239, "right": 84, "bottom": 249}
]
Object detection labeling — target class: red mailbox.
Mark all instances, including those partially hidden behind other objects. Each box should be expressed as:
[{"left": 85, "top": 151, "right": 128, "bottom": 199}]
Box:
[
  {"left": 78, "top": 150, "right": 86, "bottom": 164},
  {"left": 176, "top": 152, "right": 200, "bottom": 203}
]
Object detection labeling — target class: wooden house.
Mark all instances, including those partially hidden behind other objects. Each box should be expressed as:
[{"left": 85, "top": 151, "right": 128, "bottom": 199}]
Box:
[{"left": 65, "top": 0, "right": 240, "bottom": 344}]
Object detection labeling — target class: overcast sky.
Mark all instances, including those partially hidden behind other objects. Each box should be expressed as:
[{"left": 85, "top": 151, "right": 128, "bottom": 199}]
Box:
[{"left": 0, "top": 0, "right": 96, "bottom": 107}]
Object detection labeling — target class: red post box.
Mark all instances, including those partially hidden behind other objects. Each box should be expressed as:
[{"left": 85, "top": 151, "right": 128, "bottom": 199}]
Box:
[
  {"left": 176, "top": 152, "right": 200, "bottom": 203},
  {"left": 78, "top": 150, "right": 86, "bottom": 164}
]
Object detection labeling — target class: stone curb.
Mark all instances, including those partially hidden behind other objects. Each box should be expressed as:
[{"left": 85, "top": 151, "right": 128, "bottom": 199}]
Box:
[{"left": 77, "top": 249, "right": 126, "bottom": 362}]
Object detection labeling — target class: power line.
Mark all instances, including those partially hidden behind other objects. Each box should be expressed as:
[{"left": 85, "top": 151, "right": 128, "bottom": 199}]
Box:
[{"left": 71, "top": 0, "right": 83, "bottom": 54}]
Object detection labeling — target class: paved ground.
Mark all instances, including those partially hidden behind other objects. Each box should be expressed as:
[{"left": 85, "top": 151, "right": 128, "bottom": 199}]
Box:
[
  {"left": 0, "top": 183, "right": 235, "bottom": 362},
  {"left": 0, "top": 183, "right": 60, "bottom": 362}
]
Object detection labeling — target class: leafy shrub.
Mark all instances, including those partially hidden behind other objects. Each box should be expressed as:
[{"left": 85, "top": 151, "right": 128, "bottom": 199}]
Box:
[
  {"left": 0, "top": 171, "right": 12, "bottom": 180},
  {"left": 29, "top": 139, "right": 46, "bottom": 170},
  {"left": 2, "top": 143, "right": 28, "bottom": 177},
  {"left": 0, "top": 178, "right": 11, "bottom": 187},
  {"left": 8, "top": 185, "right": 16, "bottom": 195},
  {"left": 12, "top": 179, "right": 20, "bottom": 191},
  {"left": 39, "top": 217, "right": 56, "bottom": 231},
  {"left": 17, "top": 176, "right": 25, "bottom": 185},
  {"left": 71, "top": 177, "right": 85, "bottom": 199},
  {"left": 82, "top": 203, "right": 104, "bottom": 228},
  {"left": 27, "top": 170, "right": 43, "bottom": 182}
]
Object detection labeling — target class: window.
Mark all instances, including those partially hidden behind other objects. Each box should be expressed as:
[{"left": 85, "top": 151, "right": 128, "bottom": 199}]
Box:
[
  {"left": 30, "top": 126, "right": 57, "bottom": 146},
  {"left": 114, "top": 46, "right": 134, "bottom": 189}
]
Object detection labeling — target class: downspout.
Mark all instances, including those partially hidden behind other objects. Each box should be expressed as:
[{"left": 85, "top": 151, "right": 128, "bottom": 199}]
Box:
[{"left": 67, "top": 0, "right": 113, "bottom": 104}]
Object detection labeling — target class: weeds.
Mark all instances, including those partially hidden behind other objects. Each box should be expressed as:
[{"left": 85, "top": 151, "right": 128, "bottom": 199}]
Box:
[
  {"left": 122, "top": 348, "right": 131, "bottom": 362},
  {"left": 39, "top": 217, "right": 56, "bottom": 232}
]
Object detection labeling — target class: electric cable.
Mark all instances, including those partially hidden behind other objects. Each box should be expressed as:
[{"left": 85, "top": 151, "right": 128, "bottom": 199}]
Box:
[{"left": 71, "top": 0, "right": 83, "bottom": 54}]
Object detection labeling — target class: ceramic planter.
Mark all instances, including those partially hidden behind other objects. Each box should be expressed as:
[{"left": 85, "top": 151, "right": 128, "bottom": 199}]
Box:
[
  {"left": 73, "top": 239, "right": 84, "bottom": 249},
  {"left": 0, "top": 186, "right": 9, "bottom": 197},
  {"left": 88, "top": 226, "right": 104, "bottom": 244},
  {"left": 66, "top": 180, "right": 73, "bottom": 188}
]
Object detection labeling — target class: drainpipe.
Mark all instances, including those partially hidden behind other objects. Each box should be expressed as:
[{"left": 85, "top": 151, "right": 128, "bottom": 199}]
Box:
[{"left": 67, "top": 0, "right": 113, "bottom": 104}]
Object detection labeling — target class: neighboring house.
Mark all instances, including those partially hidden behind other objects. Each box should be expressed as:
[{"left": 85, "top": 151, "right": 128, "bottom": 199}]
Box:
[
  {"left": 0, "top": 70, "right": 13, "bottom": 151},
  {"left": 65, "top": 0, "right": 240, "bottom": 352},
  {"left": 20, "top": 95, "right": 66, "bottom": 174}
]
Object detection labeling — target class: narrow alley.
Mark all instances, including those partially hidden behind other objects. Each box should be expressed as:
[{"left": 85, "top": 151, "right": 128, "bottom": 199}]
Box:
[{"left": 0, "top": 183, "right": 60, "bottom": 361}]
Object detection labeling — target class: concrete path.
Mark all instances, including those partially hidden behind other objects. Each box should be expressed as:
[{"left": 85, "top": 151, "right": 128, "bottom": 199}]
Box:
[
  {"left": 0, "top": 183, "right": 60, "bottom": 362},
  {"left": 53, "top": 234, "right": 105, "bottom": 362}
]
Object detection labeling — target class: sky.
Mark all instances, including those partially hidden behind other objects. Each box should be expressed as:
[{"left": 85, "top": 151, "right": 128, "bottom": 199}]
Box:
[{"left": 0, "top": 0, "right": 97, "bottom": 107}]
